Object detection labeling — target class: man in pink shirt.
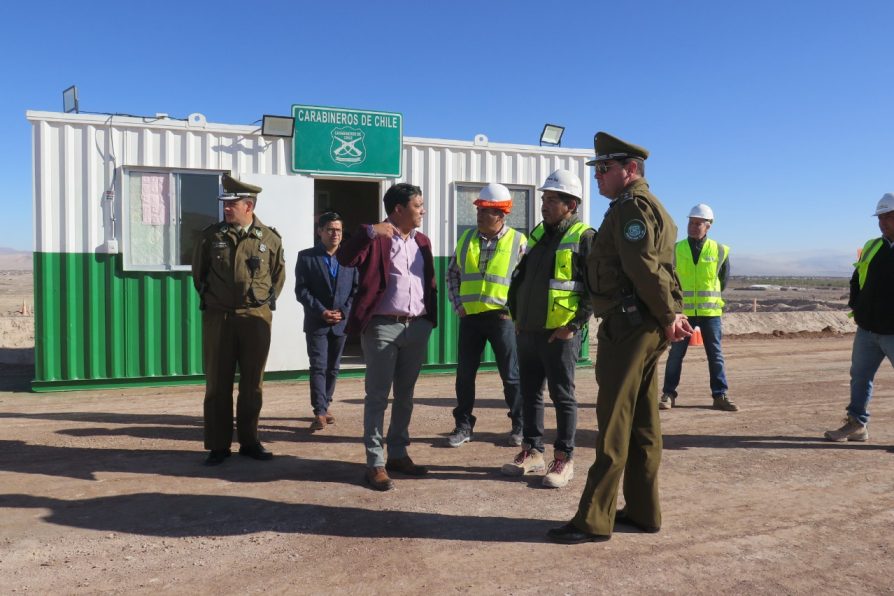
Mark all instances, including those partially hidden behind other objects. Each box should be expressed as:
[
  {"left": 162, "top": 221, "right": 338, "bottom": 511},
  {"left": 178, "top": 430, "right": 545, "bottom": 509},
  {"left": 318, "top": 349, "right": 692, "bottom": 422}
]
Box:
[{"left": 337, "top": 183, "right": 438, "bottom": 491}]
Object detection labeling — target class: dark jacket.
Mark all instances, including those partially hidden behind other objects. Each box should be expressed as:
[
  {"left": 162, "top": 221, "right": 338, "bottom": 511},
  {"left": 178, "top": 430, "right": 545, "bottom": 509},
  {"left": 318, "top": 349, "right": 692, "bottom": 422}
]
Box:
[
  {"left": 294, "top": 244, "right": 358, "bottom": 336},
  {"left": 849, "top": 239, "right": 894, "bottom": 334},
  {"left": 336, "top": 223, "right": 438, "bottom": 335},
  {"left": 508, "top": 216, "right": 594, "bottom": 332}
]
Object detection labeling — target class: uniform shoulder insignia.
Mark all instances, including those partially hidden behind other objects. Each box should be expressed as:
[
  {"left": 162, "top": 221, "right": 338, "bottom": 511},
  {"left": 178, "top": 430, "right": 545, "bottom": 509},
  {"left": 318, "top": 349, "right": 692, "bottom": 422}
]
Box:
[
  {"left": 623, "top": 219, "right": 647, "bottom": 242},
  {"left": 268, "top": 226, "right": 282, "bottom": 239}
]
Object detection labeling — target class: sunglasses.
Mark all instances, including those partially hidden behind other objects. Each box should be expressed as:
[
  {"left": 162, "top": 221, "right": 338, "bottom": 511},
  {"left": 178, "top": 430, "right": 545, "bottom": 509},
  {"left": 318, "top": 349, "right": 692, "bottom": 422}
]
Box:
[{"left": 593, "top": 161, "right": 622, "bottom": 175}]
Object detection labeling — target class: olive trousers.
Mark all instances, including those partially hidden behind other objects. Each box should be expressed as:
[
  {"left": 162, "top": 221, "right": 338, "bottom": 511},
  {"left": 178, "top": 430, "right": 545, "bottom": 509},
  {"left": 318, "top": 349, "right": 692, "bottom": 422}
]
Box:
[
  {"left": 202, "top": 309, "right": 272, "bottom": 450},
  {"left": 572, "top": 313, "right": 668, "bottom": 535}
]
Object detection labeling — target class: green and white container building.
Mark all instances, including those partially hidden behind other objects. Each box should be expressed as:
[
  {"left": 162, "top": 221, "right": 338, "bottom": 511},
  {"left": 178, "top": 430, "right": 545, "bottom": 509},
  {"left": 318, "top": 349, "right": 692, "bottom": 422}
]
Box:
[{"left": 27, "top": 108, "right": 592, "bottom": 391}]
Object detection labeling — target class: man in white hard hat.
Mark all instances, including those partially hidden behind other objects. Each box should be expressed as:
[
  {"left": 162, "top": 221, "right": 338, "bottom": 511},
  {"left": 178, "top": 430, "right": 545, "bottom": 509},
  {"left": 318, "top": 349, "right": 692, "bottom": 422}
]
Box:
[
  {"left": 446, "top": 183, "right": 527, "bottom": 447},
  {"left": 659, "top": 203, "right": 737, "bottom": 412},
  {"left": 824, "top": 193, "right": 894, "bottom": 442},
  {"left": 503, "top": 169, "right": 595, "bottom": 489}
]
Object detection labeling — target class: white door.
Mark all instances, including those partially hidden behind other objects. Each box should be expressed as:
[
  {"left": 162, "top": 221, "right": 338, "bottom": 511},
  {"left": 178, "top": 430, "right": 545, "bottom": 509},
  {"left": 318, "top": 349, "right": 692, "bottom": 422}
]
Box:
[{"left": 243, "top": 173, "right": 315, "bottom": 372}]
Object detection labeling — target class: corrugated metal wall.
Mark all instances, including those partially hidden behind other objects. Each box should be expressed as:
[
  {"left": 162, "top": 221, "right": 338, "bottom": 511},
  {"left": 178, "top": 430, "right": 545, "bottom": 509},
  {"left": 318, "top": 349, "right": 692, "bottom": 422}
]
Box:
[
  {"left": 30, "top": 113, "right": 591, "bottom": 257},
  {"left": 33, "top": 252, "right": 202, "bottom": 388},
  {"left": 31, "top": 113, "right": 293, "bottom": 254},
  {"left": 401, "top": 139, "right": 591, "bottom": 258}
]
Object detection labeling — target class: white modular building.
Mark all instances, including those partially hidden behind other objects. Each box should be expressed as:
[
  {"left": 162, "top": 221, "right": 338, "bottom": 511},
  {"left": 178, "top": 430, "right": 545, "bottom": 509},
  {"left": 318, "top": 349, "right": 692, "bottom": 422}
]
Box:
[{"left": 27, "top": 108, "right": 592, "bottom": 390}]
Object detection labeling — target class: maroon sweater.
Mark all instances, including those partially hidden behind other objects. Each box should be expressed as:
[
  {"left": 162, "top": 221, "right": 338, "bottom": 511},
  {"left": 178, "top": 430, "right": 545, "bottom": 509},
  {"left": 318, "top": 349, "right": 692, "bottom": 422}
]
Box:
[{"left": 335, "top": 224, "right": 438, "bottom": 335}]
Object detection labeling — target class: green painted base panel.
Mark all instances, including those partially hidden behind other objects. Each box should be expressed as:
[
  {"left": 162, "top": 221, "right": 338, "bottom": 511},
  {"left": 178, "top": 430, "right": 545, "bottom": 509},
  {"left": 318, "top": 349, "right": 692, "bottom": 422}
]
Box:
[{"left": 32, "top": 252, "right": 589, "bottom": 392}]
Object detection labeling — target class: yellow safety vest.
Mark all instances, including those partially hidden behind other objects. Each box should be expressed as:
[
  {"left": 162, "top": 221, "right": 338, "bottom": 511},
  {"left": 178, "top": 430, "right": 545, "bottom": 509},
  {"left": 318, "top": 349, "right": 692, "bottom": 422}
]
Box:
[
  {"left": 855, "top": 238, "right": 884, "bottom": 290},
  {"left": 457, "top": 227, "right": 525, "bottom": 314},
  {"left": 528, "top": 221, "right": 590, "bottom": 329},
  {"left": 676, "top": 238, "right": 728, "bottom": 317}
]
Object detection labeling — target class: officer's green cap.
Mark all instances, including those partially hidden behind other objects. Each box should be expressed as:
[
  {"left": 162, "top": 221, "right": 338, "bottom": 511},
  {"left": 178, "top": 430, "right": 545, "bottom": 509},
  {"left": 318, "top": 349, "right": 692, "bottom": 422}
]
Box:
[
  {"left": 219, "top": 173, "right": 263, "bottom": 201},
  {"left": 585, "top": 132, "right": 649, "bottom": 165}
]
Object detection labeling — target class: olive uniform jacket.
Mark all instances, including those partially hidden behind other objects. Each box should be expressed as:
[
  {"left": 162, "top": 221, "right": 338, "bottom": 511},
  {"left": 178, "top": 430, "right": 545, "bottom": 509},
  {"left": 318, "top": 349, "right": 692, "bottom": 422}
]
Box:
[
  {"left": 192, "top": 216, "right": 286, "bottom": 321},
  {"left": 586, "top": 178, "right": 683, "bottom": 326}
]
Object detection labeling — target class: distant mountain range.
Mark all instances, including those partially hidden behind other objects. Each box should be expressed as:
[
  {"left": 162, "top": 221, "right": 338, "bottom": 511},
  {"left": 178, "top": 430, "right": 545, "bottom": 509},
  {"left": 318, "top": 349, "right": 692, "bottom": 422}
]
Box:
[
  {"left": 0, "top": 248, "right": 32, "bottom": 270},
  {"left": 0, "top": 247, "right": 858, "bottom": 276},
  {"left": 733, "top": 250, "right": 854, "bottom": 277}
]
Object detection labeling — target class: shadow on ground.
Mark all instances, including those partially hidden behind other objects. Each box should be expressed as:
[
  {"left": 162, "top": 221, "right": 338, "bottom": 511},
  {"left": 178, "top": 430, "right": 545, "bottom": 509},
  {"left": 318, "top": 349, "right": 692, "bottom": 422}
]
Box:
[{"left": 0, "top": 492, "right": 552, "bottom": 542}]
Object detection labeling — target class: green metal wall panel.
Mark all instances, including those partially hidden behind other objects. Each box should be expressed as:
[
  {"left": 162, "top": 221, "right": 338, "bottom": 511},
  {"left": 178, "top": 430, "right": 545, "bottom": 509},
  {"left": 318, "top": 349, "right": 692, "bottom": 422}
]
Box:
[
  {"left": 32, "top": 253, "right": 585, "bottom": 391},
  {"left": 33, "top": 252, "right": 203, "bottom": 389}
]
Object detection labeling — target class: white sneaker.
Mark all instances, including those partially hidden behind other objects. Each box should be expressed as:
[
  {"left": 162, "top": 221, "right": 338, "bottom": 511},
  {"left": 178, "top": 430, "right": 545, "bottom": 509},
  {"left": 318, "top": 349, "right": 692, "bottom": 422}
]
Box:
[
  {"left": 542, "top": 452, "right": 574, "bottom": 488},
  {"left": 501, "top": 449, "right": 546, "bottom": 476},
  {"left": 659, "top": 393, "right": 675, "bottom": 410},
  {"left": 824, "top": 417, "right": 868, "bottom": 442}
]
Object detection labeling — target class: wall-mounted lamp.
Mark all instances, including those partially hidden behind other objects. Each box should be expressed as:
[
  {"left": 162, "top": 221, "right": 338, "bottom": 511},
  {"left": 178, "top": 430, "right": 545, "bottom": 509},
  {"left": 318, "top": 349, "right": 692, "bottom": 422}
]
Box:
[
  {"left": 63, "top": 85, "right": 79, "bottom": 114},
  {"left": 261, "top": 115, "right": 295, "bottom": 137},
  {"left": 540, "top": 123, "right": 565, "bottom": 146}
]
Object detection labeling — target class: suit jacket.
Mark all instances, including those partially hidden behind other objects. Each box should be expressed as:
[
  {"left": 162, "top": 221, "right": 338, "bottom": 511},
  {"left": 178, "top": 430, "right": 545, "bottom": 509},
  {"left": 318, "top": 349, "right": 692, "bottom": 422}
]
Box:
[
  {"left": 295, "top": 244, "right": 358, "bottom": 336},
  {"left": 336, "top": 223, "right": 438, "bottom": 336}
]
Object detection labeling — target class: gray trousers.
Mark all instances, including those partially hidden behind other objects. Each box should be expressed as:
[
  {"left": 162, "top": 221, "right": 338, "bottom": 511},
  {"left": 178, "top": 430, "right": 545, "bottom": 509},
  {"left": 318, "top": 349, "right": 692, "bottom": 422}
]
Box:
[{"left": 361, "top": 316, "right": 433, "bottom": 467}]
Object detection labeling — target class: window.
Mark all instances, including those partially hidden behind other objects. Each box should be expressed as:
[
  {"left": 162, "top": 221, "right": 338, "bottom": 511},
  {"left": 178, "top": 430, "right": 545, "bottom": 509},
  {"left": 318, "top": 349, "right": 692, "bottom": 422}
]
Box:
[
  {"left": 123, "top": 169, "right": 221, "bottom": 271},
  {"left": 455, "top": 183, "right": 531, "bottom": 239}
]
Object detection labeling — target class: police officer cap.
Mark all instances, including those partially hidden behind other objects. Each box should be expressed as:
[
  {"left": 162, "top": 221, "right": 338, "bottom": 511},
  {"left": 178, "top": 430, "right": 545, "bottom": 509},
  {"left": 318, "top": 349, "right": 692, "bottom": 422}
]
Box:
[
  {"left": 220, "top": 173, "right": 263, "bottom": 201},
  {"left": 585, "top": 132, "right": 650, "bottom": 165}
]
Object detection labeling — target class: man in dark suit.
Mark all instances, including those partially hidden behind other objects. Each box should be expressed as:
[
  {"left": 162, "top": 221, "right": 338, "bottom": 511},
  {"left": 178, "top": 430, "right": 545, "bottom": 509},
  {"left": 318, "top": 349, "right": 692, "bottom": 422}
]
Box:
[
  {"left": 336, "top": 183, "right": 438, "bottom": 491},
  {"left": 295, "top": 212, "right": 358, "bottom": 431}
]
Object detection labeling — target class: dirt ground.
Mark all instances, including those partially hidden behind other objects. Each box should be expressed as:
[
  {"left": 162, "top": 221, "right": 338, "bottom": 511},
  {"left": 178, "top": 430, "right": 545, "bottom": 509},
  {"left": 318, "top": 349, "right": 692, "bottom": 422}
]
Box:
[{"left": 1, "top": 335, "right": 893, "bottom": 594}]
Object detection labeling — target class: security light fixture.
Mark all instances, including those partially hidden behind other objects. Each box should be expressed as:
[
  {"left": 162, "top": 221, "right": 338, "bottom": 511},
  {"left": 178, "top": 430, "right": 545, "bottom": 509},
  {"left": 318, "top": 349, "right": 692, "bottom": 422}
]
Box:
[
  {"left": 63, "top": 85, "right": 79, "bottom": 114},
  {"left": 540, "top": 124, "right": 564, "bottom": 146},
  {"left": 262, "top": 115, "right": 295, "bottom": 137}
]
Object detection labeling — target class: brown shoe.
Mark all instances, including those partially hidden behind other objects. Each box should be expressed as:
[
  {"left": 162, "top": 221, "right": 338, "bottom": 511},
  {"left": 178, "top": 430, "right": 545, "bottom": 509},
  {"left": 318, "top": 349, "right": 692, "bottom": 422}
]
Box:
[
  {"left": 325, "top": 412, "right": 336, "bottom": 425},
  {"left": 385, "top": 456, "right": 429, "bottom": 476},
  {"left": 365, "top": 467, "right": 394, "bottom": 491},
  {"left": 309, "top": 415, "right": 327, "bottom": 431}
]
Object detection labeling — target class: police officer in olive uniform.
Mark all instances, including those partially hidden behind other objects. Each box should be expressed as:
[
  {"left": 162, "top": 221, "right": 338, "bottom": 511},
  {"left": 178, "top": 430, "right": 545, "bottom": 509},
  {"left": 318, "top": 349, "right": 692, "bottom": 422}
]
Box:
[
  {"left": 192, "top": 173, "right": 286, "bottom": 466},
  {"left": 548, "top": 133, "right": 691, "bottom": 543}
]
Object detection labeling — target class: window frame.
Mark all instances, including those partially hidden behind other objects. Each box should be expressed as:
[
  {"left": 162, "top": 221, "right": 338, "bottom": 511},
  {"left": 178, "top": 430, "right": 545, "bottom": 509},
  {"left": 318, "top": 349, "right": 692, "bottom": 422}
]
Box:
[
  {"left": 453, "top": 181, "right": 534, "bottom": 241},
  {"left": 121, "top": 167, "right": 223, "bottom": 272}
]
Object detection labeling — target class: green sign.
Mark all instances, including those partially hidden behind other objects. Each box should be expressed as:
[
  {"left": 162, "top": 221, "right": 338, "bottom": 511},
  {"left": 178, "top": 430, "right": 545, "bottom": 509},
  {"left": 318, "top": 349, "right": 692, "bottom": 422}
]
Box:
[{"left": 291, "top": 104, "right": 403, "bottom": 177}]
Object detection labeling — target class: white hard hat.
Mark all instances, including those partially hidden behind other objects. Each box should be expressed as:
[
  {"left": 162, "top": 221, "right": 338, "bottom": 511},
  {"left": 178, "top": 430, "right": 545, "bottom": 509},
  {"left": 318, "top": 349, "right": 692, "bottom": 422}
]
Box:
[
  {"left": 872, "top": 192, "right": 894, "bottom": 216},
  {"left": 478, "top": 183, "right": 511, "bottom": 203},
  {"left": 538, "top": 169, "right": 583, "bottom": 201},
  {"left": 474, "top": 183, "right": 513, "bottom": 213},
  {"left": 688, "top": 203, "right": 714, "bottom": 221}
]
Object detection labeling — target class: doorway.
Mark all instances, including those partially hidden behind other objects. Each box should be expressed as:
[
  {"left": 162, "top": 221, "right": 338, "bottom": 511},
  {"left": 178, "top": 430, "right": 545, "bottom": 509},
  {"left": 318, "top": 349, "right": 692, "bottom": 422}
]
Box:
[{"left": 313, "top": 178, "right": 382, "bottom": 367}]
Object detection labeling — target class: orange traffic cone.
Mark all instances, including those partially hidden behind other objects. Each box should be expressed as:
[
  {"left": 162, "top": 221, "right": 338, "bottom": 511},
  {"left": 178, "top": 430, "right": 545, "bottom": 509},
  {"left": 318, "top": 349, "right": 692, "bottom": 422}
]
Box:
[{"left": 689, "top": 326, "right": 703, "bottom": 346}]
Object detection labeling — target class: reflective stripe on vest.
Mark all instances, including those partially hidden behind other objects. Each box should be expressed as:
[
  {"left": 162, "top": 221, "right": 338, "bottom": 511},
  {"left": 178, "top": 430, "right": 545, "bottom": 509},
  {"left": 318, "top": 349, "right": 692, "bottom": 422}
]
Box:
[
  {"left": 456, "top": 227, "right": 524, "bottom": 314},
  {"left": 528, "top": 220, "right": 591, "bottom": 328},
  {"left": 855, "top": 238, "right": 884, "bottom": 290},
  {"left": 675, "top": 238, "right": 729, "bottom": 317}
]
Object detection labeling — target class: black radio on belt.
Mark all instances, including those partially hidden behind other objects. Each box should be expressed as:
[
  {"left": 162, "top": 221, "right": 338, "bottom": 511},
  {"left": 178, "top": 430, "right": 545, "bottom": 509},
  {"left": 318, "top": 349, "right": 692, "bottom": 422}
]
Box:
[{"left": 620, "top": 292, "right": 643, "bottom": 326}]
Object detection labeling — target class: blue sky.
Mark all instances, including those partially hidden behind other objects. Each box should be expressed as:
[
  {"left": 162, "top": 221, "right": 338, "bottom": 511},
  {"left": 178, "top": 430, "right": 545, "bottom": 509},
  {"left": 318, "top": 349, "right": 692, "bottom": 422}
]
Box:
[{"left": 3, "top": 0, "right": 893, "bottom": 274}]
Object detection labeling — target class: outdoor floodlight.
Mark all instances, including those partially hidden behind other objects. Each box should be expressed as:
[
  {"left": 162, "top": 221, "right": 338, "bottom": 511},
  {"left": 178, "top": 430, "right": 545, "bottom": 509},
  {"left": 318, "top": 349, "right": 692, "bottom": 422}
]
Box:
[
  {"left": 262, "top": 115, "right": 295, "bottom": 137},
  {"left": 540, "top": 124, "right": 564, "bottom": 146},
  {"left": 63, "top": 85, "right": 79, "bottom": 114}
]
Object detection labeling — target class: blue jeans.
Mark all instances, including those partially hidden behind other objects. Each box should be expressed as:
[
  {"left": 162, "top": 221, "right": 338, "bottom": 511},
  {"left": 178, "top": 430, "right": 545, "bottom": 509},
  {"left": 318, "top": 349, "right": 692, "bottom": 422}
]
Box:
[
  {"left": 662, "top": 315, "right": 728, "bottom": 398},
  {"left": 847, "top": 326, "right": 894, "bottom": 425},
  {"left": 306, "top": 331, "right": 348, "bottom": 416},
  {"left": 517, "top": 330, "right": 580, "bottom": 457},
  {"left": 453, "top": 312, "right": 522, "bottom": 431},
  {"left": 360, "top": 317, "right": 433, "bottom": 468}
]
